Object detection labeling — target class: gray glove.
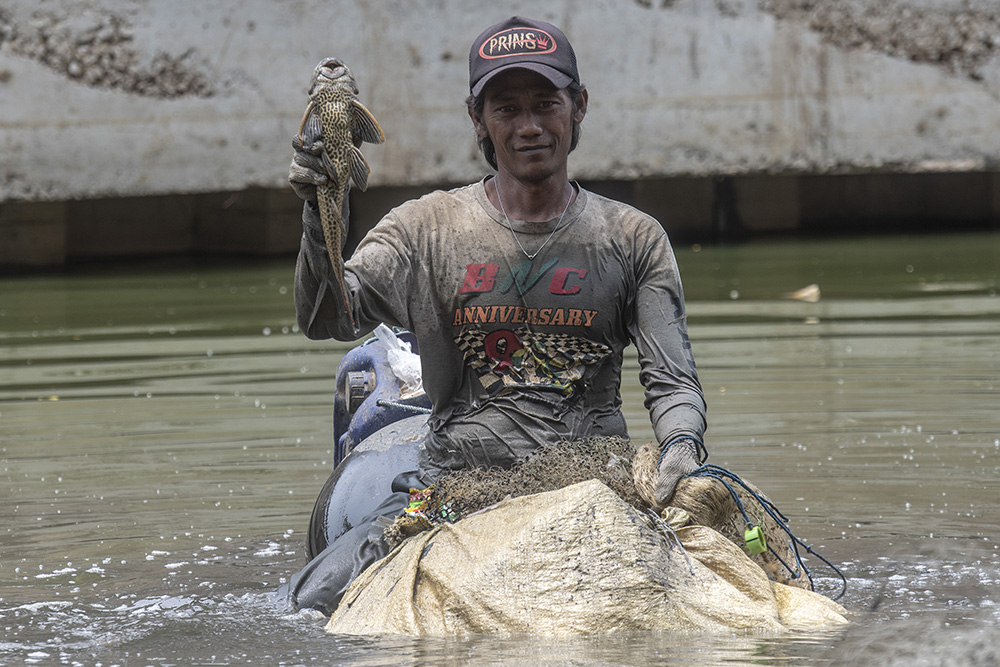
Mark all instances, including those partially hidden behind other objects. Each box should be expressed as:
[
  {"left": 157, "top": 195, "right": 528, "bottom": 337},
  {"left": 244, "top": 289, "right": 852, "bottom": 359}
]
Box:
[
  {"left": 288, "top": 117, "right": 327, "bottom": 202},
  {"left": 655, "top": 438, "right": 702, "bottom": 507}
]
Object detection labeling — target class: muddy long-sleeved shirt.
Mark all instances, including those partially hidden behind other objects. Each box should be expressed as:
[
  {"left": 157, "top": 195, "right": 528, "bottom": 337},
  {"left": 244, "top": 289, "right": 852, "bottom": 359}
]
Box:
[{"left": 295, "top": 179, "right": 706, "bottom": 474}]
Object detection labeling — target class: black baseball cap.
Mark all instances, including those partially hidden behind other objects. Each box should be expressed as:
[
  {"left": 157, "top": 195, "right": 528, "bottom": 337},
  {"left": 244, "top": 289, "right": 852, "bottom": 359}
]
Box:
[{"left": 469, "top": 16, "right": 580, "bottom": 96}]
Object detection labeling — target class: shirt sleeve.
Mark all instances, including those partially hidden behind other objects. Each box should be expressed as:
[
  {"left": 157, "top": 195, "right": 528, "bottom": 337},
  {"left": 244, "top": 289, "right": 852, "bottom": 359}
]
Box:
[
  {"left": 293, "top": 200, "right": 358, "bottom": 340},
  {"left": 627, "top": 221, "right": 708, "bottom": 449},
  {"left": 293, "top": 200, "right": 415, "bottom": 341}
]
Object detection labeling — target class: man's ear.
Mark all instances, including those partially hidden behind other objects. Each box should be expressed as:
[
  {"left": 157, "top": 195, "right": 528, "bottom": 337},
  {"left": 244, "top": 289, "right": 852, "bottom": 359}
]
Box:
[
  {"left": 468, "top": 106, "right": 489, "bottom": 139},
  {"left": 573, "top": 88, "right": 589, "bottom": 124}
]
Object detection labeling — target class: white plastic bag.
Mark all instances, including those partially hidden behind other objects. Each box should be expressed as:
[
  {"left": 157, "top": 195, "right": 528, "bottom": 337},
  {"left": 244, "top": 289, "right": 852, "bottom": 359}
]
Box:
[{"left": 374, "top": 323, "right": 423, "bottom": 396}]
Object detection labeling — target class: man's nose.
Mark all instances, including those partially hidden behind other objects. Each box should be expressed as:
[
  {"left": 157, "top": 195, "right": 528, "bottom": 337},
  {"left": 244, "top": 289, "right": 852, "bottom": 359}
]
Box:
[{"left": 516, "top": 110, "right": 543, "bottom": 135}]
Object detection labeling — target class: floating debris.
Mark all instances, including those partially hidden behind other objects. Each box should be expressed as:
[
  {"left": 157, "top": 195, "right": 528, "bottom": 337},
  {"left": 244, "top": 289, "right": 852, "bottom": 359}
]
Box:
[{"left": 784, "top": 283, "right": 821, "bottom": 302}]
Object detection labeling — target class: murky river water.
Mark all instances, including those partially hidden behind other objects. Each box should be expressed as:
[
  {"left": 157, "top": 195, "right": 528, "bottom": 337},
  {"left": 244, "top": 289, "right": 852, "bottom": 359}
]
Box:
[{"left": 2, "top": 232, "right": 998, "bottom": 666}]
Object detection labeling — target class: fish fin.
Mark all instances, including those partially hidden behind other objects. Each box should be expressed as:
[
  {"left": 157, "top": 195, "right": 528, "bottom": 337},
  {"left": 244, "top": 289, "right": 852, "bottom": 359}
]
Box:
[
  {"left": 321, "top": 151, "right": 342, "bottom": 186},
  {"left": 302, "top": 112, "right": 324, "bottom": 147},
  {"left": 296, "top": 101, "right": 317, "bottom": 144},
  {"left": 349, "top": 145, "right": 372, "bottom": 191},
  {"left": 351, "top": 100, "right": 385, "bottom": 145}
]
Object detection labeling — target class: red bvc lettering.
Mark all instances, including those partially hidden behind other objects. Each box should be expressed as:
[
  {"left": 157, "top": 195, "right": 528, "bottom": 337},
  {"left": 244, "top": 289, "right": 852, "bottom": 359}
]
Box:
[
  {"left": 459, "top": 263, "right": 500, "bottom": 293},
  {"left": 550, "top": 267, "right": 587, "bottom": 295}
]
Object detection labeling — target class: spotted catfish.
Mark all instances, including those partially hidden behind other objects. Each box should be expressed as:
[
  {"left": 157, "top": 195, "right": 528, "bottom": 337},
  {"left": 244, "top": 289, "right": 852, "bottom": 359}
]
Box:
[{"left": 296, "top": 57, "right": 385, "bottom": 330}]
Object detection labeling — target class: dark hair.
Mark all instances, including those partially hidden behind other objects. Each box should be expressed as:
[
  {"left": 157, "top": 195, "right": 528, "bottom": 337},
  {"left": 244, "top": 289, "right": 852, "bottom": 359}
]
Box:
[{"left": 466, "top": 82, "right": 586, "bottom": 170}]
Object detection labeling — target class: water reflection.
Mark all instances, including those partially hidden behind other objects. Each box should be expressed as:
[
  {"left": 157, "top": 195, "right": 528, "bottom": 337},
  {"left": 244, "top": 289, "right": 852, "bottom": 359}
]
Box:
[{"left": 1, "top": 234, "right": 999, "bottom": 665}]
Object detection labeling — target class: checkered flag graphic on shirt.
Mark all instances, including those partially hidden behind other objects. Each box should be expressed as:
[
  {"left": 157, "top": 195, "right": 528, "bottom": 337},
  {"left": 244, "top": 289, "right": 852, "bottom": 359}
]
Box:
[
  {"left": 454, "top": 328, "right": 489, "bottom": 370},
  {"left": 453, "top": 327, "right": 611, "bottom": 397},
  {"left": 520, "top": 331, "right": 610, "bottom": 365}
]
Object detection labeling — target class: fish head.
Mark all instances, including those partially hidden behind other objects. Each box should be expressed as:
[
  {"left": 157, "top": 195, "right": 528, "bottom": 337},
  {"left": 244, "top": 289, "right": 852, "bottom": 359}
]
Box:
[{"left": 308, "top": 57, "right": 359, "bottom": 96}]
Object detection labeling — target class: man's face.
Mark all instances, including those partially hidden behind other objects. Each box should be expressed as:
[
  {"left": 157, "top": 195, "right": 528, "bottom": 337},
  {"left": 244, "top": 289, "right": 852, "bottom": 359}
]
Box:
[{"left": 473, "top": 69, "right": 586, "bottom": 184}]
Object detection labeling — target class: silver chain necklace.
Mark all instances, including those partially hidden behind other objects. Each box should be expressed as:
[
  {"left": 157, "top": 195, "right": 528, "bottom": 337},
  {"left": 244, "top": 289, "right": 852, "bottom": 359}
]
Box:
[{"left": 495, "top": 182, "right": 573, "bottom": 261}]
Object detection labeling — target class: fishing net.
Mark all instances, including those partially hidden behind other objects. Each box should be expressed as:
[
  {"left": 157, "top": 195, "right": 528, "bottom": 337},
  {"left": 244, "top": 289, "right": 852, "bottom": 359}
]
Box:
[
  {"left": 383, "top": 436, "right": 642, "bottom": 547},
  {"left": 383, "top": 436, "right": 814, "bottom": 592}
]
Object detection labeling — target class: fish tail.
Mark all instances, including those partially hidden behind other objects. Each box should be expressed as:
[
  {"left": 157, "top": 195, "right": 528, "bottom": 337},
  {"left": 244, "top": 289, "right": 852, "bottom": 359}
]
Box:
[
  {"left": 317, "top": 185, "right": 357, "bottom": 332},
  {"left": 336, "top": 269, "right": 357, "bottom": 332}
]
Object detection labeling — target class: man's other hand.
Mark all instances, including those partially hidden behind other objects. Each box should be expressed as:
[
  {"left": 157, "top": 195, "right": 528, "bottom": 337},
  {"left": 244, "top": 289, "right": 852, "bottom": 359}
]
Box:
[{"left": 655, "top": 439, "right": 700, "bottom": 507}]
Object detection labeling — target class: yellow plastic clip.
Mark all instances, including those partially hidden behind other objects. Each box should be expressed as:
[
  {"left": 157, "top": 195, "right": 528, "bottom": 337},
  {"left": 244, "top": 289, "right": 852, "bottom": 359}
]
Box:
[{"left": 744, "top": 525, "right": 767, "bottom": 555}]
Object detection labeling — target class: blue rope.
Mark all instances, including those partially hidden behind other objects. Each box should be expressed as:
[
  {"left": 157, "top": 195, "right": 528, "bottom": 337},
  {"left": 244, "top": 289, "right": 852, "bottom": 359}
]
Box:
[
  {"left": 375, "top": 399, "right": 432, "bottom": 414},
  {"left": 683, "top": 464, "right": 848, "bottom": 601},
  {"left": 692, "top": 470, "right": 806, "bottom": 583}
]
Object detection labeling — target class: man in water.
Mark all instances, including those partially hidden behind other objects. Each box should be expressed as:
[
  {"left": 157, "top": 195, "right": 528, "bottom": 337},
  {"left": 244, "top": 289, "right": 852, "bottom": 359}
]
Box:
[{"left": 284, "top": 16, "right": 707, "bottom": 614}]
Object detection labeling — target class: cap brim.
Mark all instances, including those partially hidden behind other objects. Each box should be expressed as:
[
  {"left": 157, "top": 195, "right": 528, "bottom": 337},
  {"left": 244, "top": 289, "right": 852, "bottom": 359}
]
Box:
[{"left": 471, "top": 62, "right": 574, "bottom": 96}]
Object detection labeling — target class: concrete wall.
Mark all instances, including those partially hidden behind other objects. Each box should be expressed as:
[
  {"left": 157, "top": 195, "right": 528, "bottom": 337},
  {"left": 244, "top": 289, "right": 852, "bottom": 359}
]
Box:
[{"left": 2, "top": 0, "right": 1000, "bottom": 265}]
